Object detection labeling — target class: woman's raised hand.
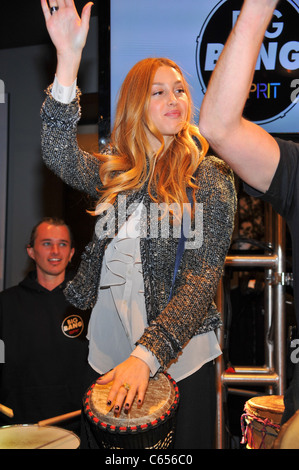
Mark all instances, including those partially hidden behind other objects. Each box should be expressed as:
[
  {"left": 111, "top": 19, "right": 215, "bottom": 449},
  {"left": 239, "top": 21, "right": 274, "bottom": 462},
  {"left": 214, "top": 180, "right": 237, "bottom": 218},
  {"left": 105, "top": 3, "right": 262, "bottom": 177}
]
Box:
[{"left": 41, "top": 0, "right": 93, "bottom": 85}]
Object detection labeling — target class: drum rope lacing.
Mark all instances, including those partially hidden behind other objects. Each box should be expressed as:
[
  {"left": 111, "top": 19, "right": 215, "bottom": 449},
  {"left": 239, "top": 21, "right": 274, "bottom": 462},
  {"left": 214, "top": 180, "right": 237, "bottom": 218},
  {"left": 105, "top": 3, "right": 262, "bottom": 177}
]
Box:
[{"left": 240, "top": 412, "right": 281, "bottom": 449}]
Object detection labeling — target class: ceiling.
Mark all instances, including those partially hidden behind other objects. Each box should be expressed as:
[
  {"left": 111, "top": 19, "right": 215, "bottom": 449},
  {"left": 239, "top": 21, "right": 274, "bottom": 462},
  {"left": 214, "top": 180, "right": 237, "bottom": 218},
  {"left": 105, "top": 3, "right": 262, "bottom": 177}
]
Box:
[{"left": 0, "top": 1, "right": 99, "bottom": 50}]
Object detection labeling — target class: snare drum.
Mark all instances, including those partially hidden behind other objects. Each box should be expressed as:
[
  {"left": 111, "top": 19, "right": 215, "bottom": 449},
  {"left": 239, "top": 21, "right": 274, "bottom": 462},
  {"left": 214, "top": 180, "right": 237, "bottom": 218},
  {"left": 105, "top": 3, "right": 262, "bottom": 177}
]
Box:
[
  {"left": 83, "top": 372, "right": 179, "bottom": 449},
  {"left": 0, "top": 424, "right": 80, "bottom": 449},
  {"left": 241, "top": 395, "right": 285, "bottom": 449}
]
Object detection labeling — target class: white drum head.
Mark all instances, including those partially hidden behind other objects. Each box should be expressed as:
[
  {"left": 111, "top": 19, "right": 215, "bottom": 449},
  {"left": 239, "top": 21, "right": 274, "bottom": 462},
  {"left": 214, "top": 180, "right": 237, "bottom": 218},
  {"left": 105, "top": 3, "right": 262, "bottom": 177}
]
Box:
[{"left": 0, "top": 424, "right": 80, "bottom": 449}]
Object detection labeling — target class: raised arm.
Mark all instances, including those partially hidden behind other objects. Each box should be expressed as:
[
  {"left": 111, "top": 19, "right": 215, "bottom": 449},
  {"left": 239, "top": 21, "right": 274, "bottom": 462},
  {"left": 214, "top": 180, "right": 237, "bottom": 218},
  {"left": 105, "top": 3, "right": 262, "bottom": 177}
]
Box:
[
  {"left": 40, "top": 0, "right": 101, "bottom": 197},
  {"left": 199, "top": 0, "right": 280, "bottom": 193},
  {"left": 40, "top": 0, "right": 93, "bottom": 86}
]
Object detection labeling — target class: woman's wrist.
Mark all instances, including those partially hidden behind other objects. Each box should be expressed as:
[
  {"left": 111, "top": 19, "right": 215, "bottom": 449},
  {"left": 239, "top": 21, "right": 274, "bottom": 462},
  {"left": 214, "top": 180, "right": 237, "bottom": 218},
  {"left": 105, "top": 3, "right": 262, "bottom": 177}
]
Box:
[
  {"left": 55, "top": 52, "right": 82, "bottom": 87},
  {"left": 52, "top": 75, "right": 77, "bottom": 104}
]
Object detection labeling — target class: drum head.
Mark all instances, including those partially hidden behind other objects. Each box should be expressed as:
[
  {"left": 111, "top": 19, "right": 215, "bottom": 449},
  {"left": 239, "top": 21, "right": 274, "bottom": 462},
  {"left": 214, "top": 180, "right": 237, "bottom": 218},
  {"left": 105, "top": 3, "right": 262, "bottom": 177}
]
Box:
[
  {"left": 83, "top": 372, "right": 179, "bottom": 449},
  {"left": 87, "top": 372, "right": 177, "bottom": 429},
  {"left": 246, "top": 395, "right": 285, "bottom": 424},
  {"left": 0, "top": 424, "right": 80, "bottom": 449}
]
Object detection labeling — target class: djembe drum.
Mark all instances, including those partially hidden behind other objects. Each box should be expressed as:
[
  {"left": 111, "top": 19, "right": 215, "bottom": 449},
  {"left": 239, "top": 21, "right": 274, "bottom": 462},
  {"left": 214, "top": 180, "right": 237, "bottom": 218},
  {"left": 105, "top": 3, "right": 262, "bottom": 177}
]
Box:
[
  {"left": 83, "top": 372, "right": 179, "bottom": 449},
  {"left": 241, "top": 395, "right": 285, "bottom": 449}
]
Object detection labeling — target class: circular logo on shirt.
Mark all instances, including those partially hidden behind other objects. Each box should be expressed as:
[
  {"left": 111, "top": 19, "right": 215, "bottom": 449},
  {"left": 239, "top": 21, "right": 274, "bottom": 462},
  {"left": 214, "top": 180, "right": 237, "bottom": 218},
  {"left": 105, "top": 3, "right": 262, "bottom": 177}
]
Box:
[
  {"left": 61, "top": 315, "right": 84, "bottom": 338},
  {"left": 196, "top": 0, "right": 299, "bottom": 124}
]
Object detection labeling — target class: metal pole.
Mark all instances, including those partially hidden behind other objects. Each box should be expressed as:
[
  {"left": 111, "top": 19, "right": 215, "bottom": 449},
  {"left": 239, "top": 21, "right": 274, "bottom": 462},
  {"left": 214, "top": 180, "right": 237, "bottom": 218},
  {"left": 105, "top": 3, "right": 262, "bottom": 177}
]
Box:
[
  {"left": 214, "top": 206, "right": 286, "bottom": 447},
  {"left": 222, "top": 370, "right": 279, "bottom": 386},
  {"left": 265, "top": 204, "right": 275, "bottom": 393},
  {"left": 265, "top": 268, "right": 274, "bottom": 373},
  {"left": 215, "top": 279, "right": 225, "bottom": 449},
  {"left": 225, "top": 254, "right": 278, "bottom": 268},
  {"left": 275, "top": 214, "right": 286, "bottom": 395}
]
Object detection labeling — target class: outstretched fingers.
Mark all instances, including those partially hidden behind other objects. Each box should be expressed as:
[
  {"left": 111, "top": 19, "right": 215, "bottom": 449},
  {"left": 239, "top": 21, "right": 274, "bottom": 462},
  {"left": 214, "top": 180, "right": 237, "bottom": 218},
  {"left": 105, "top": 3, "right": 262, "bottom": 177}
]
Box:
[
  {"left": 40, "top": 0, "right": 52, "bottom": 20},
  {"left": 96, "top": 358, "right": 150, "bottom": 415},
  {"left": 41, "top": 0, "right": 66, "bottom": 20}
]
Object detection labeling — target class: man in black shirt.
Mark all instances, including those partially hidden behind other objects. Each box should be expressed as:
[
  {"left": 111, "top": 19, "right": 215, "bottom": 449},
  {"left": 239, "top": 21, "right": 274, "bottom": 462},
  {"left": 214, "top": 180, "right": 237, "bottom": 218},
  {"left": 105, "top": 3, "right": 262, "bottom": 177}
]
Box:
[{"left": 0, "top": 217, "right": 96, "bottom": 430}]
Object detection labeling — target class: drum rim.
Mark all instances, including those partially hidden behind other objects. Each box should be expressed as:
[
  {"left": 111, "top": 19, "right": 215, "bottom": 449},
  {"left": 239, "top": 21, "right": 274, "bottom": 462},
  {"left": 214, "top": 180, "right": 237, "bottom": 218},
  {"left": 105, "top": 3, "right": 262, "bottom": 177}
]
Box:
[
  {"left": 246, "top": 395, "right": 285, "bottom": 414},
  {"left": 0, "top": 423, "right": 79, "bottom": 436},
  {"left": 0, "top": 424, "right": 80, "bottom": 449},
  {"left": 83, "top": 372, "right": 180, "bottom": 435}
]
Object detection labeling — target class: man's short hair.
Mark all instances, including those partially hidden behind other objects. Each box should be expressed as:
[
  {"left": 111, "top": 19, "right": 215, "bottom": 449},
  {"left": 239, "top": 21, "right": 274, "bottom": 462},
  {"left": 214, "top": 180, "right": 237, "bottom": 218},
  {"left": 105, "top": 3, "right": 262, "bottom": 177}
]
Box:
[{"left": 28, "top": 217, "right": 74, "bottom": 248}]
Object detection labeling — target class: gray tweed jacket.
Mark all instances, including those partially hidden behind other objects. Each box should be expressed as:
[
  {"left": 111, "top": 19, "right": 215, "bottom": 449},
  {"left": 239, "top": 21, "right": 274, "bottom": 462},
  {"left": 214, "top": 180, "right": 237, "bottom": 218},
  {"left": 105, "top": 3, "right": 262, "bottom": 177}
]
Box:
[{"left": 40, "top": 86, "right": 237, "bottom": 370}]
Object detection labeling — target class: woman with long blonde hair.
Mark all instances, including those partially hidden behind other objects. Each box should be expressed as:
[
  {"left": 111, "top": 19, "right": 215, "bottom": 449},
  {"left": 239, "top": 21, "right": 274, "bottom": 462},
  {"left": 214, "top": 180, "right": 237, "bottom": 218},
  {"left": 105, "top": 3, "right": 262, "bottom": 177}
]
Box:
[
  {"left": 40, "top": 0, "right": 236, "bottom": 449},
  {"left": 97, "top": 57, "right": 208, "bottom": 214}
]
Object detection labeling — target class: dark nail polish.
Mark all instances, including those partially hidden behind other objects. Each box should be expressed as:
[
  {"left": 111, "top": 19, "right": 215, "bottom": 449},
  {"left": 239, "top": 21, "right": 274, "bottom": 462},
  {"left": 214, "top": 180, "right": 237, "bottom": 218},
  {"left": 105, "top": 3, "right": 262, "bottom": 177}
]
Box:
[
  {"left": 107, "top": 400, "right": 111, "bottom": 406},
  {"left": 115, "top": 405, "right": 119, "bottom": 411}
]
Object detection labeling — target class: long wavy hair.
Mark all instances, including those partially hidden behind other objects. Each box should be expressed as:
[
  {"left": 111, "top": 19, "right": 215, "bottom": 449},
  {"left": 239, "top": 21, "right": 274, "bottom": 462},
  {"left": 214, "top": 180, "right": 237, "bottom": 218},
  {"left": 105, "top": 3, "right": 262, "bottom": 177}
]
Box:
[{"left": 93, "top": 57, "right": 209, "bottom": 216}]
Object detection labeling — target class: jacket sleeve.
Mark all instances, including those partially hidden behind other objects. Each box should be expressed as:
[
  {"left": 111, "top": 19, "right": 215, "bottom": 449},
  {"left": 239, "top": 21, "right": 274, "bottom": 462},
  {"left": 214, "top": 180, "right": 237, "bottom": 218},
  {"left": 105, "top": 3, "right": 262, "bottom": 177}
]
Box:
[
  {"left": 136, "top": 157, "right": 237, "bottom": 370},
  {"left": 40, "top": 85, "right": 103, "bottom": 199}
]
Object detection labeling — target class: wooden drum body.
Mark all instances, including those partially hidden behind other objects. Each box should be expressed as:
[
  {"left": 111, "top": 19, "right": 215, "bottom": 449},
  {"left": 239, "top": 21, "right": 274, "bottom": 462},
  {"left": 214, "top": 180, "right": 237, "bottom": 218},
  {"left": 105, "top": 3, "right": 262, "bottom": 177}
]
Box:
[
  {"left": 83, "top": 372, "right": 179, "bottom": 449},
  {"left": 241, "top": 395, "right": 285, "bottom": 449}
]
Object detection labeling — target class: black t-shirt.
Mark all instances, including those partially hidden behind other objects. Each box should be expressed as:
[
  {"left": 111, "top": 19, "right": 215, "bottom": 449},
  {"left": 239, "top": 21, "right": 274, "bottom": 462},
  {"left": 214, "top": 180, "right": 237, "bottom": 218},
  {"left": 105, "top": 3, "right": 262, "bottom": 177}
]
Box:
[{"left": 244, "top": 137, "right": 299, "bottom": 326}]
